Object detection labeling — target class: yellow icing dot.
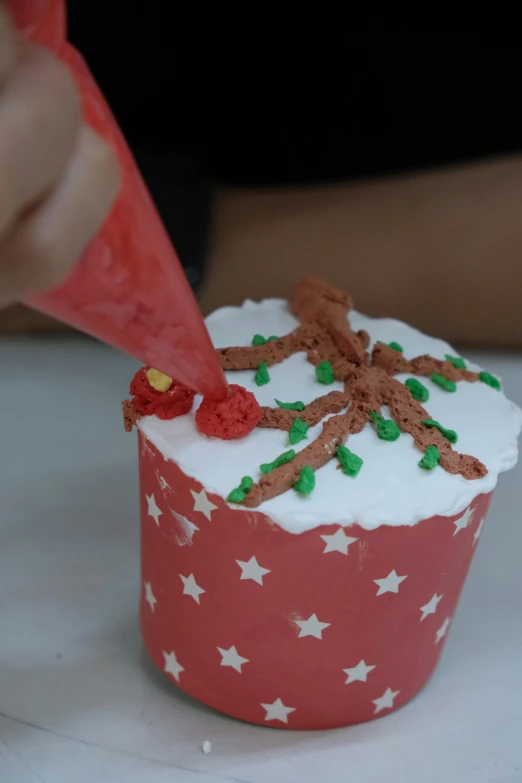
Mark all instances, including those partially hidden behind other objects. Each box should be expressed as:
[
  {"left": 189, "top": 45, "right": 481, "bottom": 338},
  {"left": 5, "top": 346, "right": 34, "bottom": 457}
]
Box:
[{"left": 146, "top": 368, "right": 172, "bottom": 392}]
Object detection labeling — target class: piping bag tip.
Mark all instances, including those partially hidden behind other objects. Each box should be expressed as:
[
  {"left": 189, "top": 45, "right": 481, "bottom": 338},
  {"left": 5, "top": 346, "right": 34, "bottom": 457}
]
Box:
[
  {"left": 24, "top": 234, "right": 229, "bottom": 401},
  {"left": 12, "top": 0, "right": 228, "bottom": 401}
]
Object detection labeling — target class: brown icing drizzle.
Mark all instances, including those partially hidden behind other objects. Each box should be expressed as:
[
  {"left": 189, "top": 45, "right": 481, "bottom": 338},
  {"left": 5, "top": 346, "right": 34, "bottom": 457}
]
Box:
[
  {"left": 216, "top": 277, "right": 487, "bottom": 506},
  {"left": 372, "top": 342, "right": 479, "bottom": 383},
  {"left": 122, "top": 399, "right": 141, "bottom": 433},
  {"left": 218, "top": 332, "right": 300, "bottom": 370},
  {"left": 259, "top": 388, "right": 350, "bottom": 430},
  {"left": 379, "top": 375, "right": 484, "bottom": 479},
  {"left": 244, "top": 373, "right": 379, "bottom": 507}
]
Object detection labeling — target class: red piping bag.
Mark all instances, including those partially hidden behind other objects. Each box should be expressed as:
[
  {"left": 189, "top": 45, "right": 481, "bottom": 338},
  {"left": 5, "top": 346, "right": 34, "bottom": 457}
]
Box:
[{"left": 8, "top": 0, "right": 228, "bottom": 400}]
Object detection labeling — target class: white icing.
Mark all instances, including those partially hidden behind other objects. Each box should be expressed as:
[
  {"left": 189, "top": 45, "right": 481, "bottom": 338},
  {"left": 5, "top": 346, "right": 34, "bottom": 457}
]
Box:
[{"left": 139, "top": 298, "right": 522, "bottom": 533}]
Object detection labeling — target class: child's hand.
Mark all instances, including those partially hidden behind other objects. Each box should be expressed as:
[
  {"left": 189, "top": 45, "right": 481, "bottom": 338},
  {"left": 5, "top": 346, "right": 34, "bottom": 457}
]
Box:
[{"left": 0, "top": 4, "right": 120, "bottom": 309}]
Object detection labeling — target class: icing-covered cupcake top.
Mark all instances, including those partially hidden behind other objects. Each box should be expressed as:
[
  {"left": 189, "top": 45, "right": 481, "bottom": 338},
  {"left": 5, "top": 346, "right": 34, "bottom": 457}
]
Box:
[{"left": 130, "top": 278, "right": 522, "bottom": 533}]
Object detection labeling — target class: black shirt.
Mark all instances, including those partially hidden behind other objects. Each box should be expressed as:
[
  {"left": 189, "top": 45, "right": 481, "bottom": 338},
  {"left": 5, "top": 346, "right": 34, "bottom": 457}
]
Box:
[{"left": 67, "top": 11, "right": 522, "bottom": 280}]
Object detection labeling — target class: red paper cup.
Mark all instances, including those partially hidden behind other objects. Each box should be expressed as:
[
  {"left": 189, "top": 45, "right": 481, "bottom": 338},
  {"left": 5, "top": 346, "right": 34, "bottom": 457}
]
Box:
[{"left": 138, "top": 431, "right": 491, "bottom": 730}]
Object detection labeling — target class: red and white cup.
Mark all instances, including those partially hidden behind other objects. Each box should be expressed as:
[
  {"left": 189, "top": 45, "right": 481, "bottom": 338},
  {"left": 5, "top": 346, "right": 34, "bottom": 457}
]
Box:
[{"left": 138, "top": 431, "right": 490, "bottom": 730}]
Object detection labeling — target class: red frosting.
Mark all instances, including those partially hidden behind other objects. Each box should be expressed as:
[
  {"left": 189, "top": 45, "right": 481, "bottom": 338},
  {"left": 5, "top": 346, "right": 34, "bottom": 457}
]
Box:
[
  {"left": 195, "top": 384, "right": 262, "bottom": 440},
  {"left": 130, "top": 368, "right": 195, "bottom": 420}
]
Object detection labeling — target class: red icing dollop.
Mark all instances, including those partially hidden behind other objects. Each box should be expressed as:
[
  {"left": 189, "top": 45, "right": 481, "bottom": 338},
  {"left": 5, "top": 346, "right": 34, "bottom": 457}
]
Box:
[
  {"left": 196, "top": 384, "right": 262, "bottom": 439},
  {"left": 130, "top": 368, "right": 195, "bottom": 420}
]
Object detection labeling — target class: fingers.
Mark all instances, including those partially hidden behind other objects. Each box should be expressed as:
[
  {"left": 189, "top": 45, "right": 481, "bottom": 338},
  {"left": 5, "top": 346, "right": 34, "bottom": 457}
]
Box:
[
  {"left": 0, "top": 125, "right": 120, "bottom": 306},
  {"left": 0, "top": 41, "right": 81, "bottom": 237},
  {"left": 0, "top": 8, "right": 121, "bottom": 310},
  {"left": 0, "top": 3, "right": 17, "bottom": 81}
]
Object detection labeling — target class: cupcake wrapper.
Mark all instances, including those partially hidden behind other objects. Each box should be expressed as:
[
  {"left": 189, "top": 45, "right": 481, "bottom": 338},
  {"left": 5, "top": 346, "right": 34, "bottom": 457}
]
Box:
[{"left": 139, "top": 432, "right": 491, "bottom": 730}]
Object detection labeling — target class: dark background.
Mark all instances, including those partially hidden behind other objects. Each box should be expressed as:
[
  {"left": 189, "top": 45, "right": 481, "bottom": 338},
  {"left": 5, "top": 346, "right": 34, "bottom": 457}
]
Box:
[
  {"left": 67, "top": 13, "right": 522, "bottom": 279},
  {"left": 68, "top": 15, "right": 521, "bottom": 186}
]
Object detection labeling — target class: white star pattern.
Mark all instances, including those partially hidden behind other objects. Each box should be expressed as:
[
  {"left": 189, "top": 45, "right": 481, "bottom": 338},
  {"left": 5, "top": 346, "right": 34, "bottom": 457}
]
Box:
[
  {"left": 419, "top": 593, "right": 443, "bottom": 621},
  {"left": 373, "top": 687, "right": 400, "bottom": 714},
  {"left": 163, "top": 650, "right": 185, "bottom": 682},
  {"left": 261, "top": 697, "right": 296, "bottom": 724},
  {"left": 343, "top": 660, "right": 376, "bottom": 685},
  {"left": 295, "top": 613, "right": 331, "bottom": 639},
  {"left": 146, "top": 493, "right": 162, "bottom": 526},
  {"left": 180, "top": 573, "right": 205, "bottom": 604},
  {"left": 473, "top": 517, "right": 485, "bottom": 546},
  {"left": 141, "top": 424, "right": 485, "bottom": 729},
  {"left": 236, "top": 556, "right": 271, "bottom": 585},
  {"left": 320, "top": 528, "right": 358, "bottom": 555},
  {"left": 217, "top": 645, "right": 250, "bottom": 673},
  {"left": 435, "top": 616, "right": 451, "bottom": 644},
  {"left": 374, "top": 569, "right": 408, "bottom": 596},
  {"left": 453, "top": 506, "right": 475, "bottom": 536},
  {"left": 190, "top": 488, "right": 218, "bottom": 520},
  {"left": 144, "top": 581, "right": 157, "bottom": 612}
]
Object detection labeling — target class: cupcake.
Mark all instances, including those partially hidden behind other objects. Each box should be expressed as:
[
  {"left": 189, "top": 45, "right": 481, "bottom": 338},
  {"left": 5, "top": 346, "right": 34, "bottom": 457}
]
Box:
[{"left": 123, "top": 277, "right": 521, "bottom": 730}]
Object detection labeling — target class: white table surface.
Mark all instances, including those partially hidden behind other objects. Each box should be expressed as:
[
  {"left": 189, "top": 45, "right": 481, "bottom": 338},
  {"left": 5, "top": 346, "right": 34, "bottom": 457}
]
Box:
[{"left": 1, "top": 335, "right": 521, "bottom": 783}]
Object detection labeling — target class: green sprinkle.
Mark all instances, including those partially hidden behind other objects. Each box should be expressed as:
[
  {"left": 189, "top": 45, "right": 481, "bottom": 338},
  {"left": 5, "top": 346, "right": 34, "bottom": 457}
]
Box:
[
  {"left": 289, "top": 417, "right": 309, "bottom": 445},
  {"left": 377, "top": 420, "right": 401, "bottom": 442},
  {"left": 418, "top": 445, "right": 440, "bottom": 470},
  {"left": 293, "top": 465, "right": 315, "bottom": 495},
  {"left": 227, "top": 488, "right": 245, "bottom": 503},
  {"left": 445, "top": 354, "right": 466, "bottom": 370},
  {"left": 422, "top": 418, "right": 458, "bottom": 444},
  {"left": 405, "top": 378, "right": 430, "bottom": 402},
  {"left": 336, "top": 445, "right": 363, "bottom": 477},
  {"left": 370, "top": 411, "right": 401, "bottom": 442},
  {"left": 316, "top": 360, "right": 334, "bottom": 384},
  {"left": 239, "top": 476, "right": 253, "bottom": 492},
  {"left": 431, "top": 372, "right": 457, "bottom": 393},
  {"left": 227, "top": 475, "right": 254, "bottom": 503},
  {"left": 479, "top": 371, "right": 501, "bottom": 391},
  {"left": 255, "top": 361, "right": 271, "bottom": 386},
  {"left": 260, "top": 449, "right": 296, "bottom": 475},
  {"left": 275, "top": 398, "right": 305, "bottom": 411},
  {"left": 252, "top": 334, "right": 279, "bottom": 346},
  {"left": 377, "top": 340, "right": 404, "bottom": 353}
]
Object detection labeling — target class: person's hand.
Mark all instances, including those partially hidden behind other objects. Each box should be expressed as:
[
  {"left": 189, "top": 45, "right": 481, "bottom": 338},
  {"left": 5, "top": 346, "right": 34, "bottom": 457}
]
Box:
[{"left": 0, "top": 4, "right": 120, "bottom": 309}]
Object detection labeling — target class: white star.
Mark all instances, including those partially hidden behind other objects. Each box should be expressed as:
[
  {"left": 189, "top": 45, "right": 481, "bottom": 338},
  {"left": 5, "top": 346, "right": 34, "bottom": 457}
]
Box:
[
  {"left": 163, "top": 650, "right": 184, "bottom": 682},
  {"left": 217, "top": 645, "right": 250, "bottom": 673},
  {"left": 374, "top": 569, "right": 408, "bottom": 596},
  {"left": 180, "top": 573, "right": 205, "bottom": 604},
  {"left": 435, "top": 616, "right": 451, "bottom": 644},
  {"left": 419, "top": 593, "right": 443, "bottom": 621},
  {"left": 373, "top": 687, "right": 400, "bottom": 714},
  {"left": 295, "top": 613, "right": 331, "bottom": 639},
  {"left": 473, "top": 517, "right": 485, "bottom": 546},
  {"left": 144, "top": 581, "right": 157, "bottom": 612},
  {"left": 343, "top": 660, "right": 376, "bottom": 684},
  {"left": 236, "top": 556, "right": 271, "bottom": 585},
  {"left": 190, "top": 488, "right": 218, "bottom": 520},
  {"left": 320, "top": 527, "right": 358, "bottom": 555},
  {"left": 146, "top": 493, "right": 162, "bottom": 526},
  {"left": 261, "top": 697, "right": 296, "bottom": 724},
  {"left": 453, "top": 506, "right": 475, "bottom": 536}
]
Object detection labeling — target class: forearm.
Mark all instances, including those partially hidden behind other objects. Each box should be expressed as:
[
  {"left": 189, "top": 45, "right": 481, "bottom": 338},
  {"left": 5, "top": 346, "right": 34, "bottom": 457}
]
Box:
[{"left": 201, "top": 156, "right": 522, "bottom": 347}]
